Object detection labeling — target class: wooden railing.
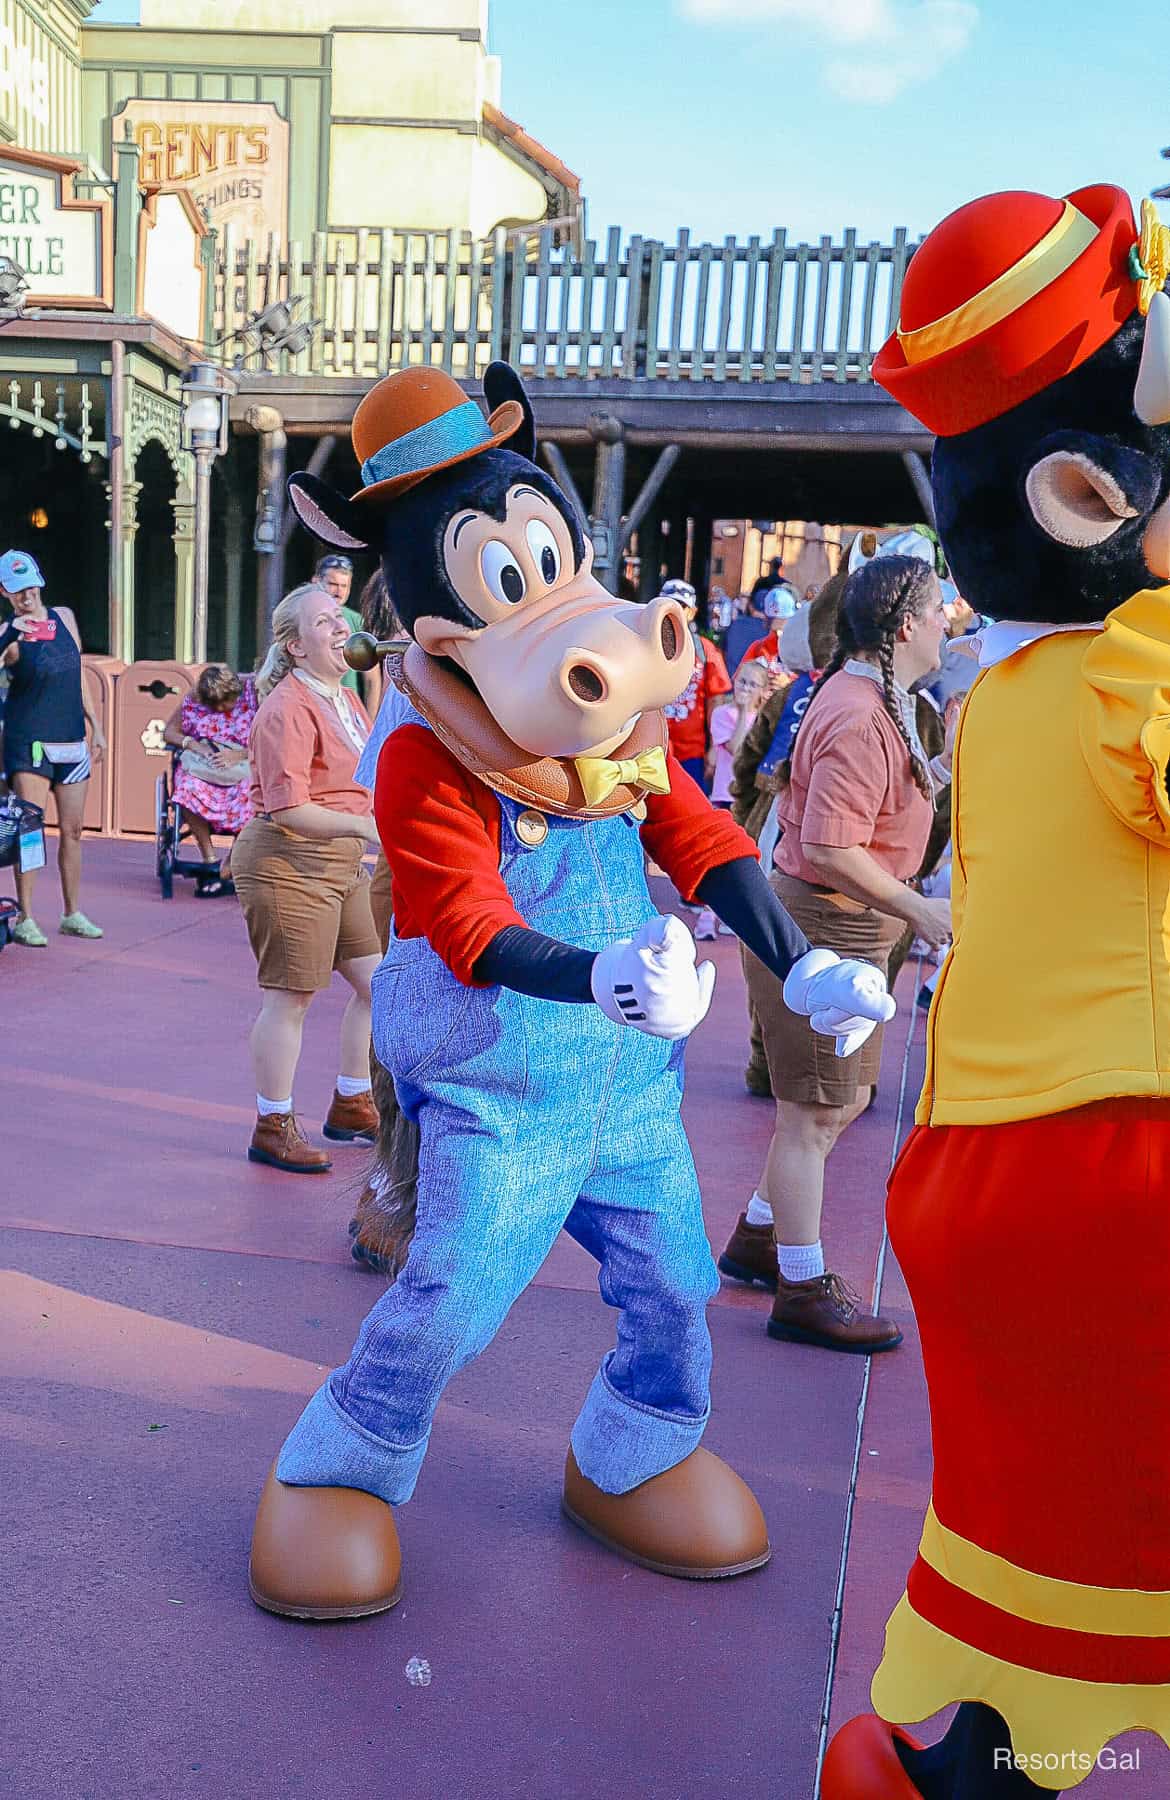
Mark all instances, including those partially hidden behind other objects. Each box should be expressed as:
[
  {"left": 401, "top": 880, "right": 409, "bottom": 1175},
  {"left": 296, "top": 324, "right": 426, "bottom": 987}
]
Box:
[{"left": 212, "top": 224, "right": 921, "bottom": 385}]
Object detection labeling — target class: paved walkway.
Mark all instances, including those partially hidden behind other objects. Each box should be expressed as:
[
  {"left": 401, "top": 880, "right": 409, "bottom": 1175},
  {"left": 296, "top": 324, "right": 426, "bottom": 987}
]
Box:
[{"left": 3, "top": 839, "right": 1164, "bottom": 1798}]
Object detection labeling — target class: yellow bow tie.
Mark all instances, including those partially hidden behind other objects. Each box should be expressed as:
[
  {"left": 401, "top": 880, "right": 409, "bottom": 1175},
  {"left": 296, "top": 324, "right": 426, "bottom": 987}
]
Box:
[{"left": 574, "top": 745, "right": 671, "bottom": 808}]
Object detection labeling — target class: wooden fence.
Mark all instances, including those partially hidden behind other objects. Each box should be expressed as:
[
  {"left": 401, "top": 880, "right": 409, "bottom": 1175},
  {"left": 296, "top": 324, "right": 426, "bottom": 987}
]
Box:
[{"left": 211, "top": 223, "right": 921, "bottom": 386}]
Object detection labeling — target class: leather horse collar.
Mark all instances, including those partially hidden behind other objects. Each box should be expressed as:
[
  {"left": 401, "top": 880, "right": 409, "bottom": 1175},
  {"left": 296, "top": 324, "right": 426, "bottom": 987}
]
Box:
[{"left": 388, "top": 642, "right": 668, "bottom": 819}]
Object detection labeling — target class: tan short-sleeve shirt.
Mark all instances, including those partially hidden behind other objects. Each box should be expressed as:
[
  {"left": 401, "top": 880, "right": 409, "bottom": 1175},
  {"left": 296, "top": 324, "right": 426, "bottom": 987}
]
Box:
[
  {"left": 249, "top": 676, "right": 373, "bottom": 818},
  {"left": 774, "top": 668, "right": 932, "bottom": 883}
]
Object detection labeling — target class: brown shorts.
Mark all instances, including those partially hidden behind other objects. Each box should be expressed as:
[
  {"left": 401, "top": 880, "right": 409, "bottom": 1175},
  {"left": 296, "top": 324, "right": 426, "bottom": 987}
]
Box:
[
  {"left": 368, "top": 851, "right": 394, "bottom": 955},
  {"left": 743, "top": 870, "right": 905, "bottom": 1107},
  {"left": 233, "top": 817, "right": 380, "bottom": 992}
]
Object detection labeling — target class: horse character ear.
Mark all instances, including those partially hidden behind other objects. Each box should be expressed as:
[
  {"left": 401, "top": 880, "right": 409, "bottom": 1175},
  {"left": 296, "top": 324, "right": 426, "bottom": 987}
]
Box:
[
  {"left": 287, "top": 472, "right": 370, "bottom": 550},
  {"left": 483, "top": 360, "right": 535, "bottom": 462}
]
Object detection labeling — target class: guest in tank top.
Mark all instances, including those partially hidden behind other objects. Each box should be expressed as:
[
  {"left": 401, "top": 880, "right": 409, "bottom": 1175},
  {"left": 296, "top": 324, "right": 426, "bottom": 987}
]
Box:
[{"left": 0, "top": 549, "right": 106, "bottom": 947}]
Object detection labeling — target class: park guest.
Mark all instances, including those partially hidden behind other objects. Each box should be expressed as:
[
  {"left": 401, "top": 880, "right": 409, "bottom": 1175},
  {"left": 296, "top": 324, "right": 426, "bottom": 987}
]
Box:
[
  {"left": 0, "top": 549, "right": 105, "bottom": 945},
  {"left": 232, "top": 584, "right": 381, "bottom": 1173}
]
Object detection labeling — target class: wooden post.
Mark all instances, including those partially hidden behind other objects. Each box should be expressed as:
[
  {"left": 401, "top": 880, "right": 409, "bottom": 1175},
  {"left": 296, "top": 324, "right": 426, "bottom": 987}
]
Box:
[
  {"left": 588, "top": 413, "right": 626, "bottom": 594},
  {"left": 172, "top": 487, "right": 197, "bottom": 663},
  {"left": 200, "top": 226, "right": 218, "bottom": 352},
  {"left": 901, "top": 450, "right": 936, "bottom": 527},
  {"left": 118, "top": 479, "right": 142, "bottom": 662},
  {"left": 223, "top": 478, "right": 243, "bottom": 672},
  {"left": 690, "top": 512, "right": 715, "bottom": 622},
  {"left": 112, "top": 131, "right": 141, "bottom": 317},
  {"left": 247, "top": 405, "right": 288, "bottom": 645},
  {"left": 107, "top": 338, "right": 125, "bottom": 656},
  {"left": 621, "top": 444, "right": 681, "bottom": 551},
  {"left": 540, "top": 441, "right": 588, "bottom": 530}
]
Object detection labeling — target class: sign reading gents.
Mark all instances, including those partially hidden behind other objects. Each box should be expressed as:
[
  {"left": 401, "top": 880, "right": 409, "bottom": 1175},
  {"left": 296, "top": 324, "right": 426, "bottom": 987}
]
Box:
[{"left": 117, "top": 100, "right": 290, "bottom": 243}]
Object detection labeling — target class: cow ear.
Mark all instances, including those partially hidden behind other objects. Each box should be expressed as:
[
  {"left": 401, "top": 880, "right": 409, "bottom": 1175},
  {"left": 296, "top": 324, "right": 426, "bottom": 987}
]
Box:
[
  {"left": 1024, "top": 436, "right": 1159, "bottom": 549},
  {"left": 483, "top": 360, "right": 535, "bottom": 462},
  {"left": 287, "top": 472, "right": 370, "bottom": 550}
]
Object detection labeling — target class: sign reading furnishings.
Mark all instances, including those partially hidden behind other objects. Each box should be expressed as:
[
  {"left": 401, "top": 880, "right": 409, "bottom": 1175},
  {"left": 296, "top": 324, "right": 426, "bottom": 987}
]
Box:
[{"left": 118, "top": 99, "right": 290, "bottom": 243}]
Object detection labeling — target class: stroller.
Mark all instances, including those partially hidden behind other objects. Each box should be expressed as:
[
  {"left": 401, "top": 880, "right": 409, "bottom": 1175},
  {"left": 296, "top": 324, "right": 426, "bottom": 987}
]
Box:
[{"left": 0, "top": 794, "right": 45, "bottom": 951}]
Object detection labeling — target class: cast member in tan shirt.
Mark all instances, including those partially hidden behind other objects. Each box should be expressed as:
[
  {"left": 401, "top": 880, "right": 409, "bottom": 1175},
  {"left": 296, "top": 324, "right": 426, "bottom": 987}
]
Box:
[
  {"left": 722, "top": 555, "right": 952, "bottom": 1351},
  {"left": 232, "top": 584, "right": 382, "bottom": 1173}
]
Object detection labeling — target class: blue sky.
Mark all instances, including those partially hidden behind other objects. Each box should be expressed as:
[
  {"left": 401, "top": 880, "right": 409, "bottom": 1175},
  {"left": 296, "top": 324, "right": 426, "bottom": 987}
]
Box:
[
  {"left": 488, "top": 0, "right": 1166, "bottom": 242},
  {"left": 89, "top": 0, "right": 1165, "bottom": 244}
]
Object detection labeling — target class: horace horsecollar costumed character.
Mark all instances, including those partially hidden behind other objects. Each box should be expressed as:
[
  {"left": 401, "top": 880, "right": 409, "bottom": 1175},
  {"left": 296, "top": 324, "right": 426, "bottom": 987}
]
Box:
[
  {"left": 824, "top": 187, "right": 1170, "bottom": 1797},
  {"left": 248, "top": 363, "right": 897, "bottom": 1613}
]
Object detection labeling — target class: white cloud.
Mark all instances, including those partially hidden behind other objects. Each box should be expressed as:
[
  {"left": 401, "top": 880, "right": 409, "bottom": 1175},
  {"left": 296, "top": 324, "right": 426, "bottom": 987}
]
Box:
[
  {"left": 680, "top": 0, "right": 979, "bottom": 103},
  {"left": 681, "top": 0, "right": 895, "bottom": 40}
]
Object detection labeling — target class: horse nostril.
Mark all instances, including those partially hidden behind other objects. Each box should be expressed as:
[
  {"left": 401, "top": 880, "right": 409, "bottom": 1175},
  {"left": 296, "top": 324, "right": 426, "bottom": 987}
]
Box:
[
  {"left": 567, "top": 664, "right": 606, "bottom": 704},
  {"left": 660, "top": 613, "right": 680, "bottom": 660}
]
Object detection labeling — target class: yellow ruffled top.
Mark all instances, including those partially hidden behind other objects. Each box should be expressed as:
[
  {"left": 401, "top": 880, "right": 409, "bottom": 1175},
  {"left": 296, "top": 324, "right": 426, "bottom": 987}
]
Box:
[{"left": 917, "top": 590, "right": 1170, "bottom": 1127}]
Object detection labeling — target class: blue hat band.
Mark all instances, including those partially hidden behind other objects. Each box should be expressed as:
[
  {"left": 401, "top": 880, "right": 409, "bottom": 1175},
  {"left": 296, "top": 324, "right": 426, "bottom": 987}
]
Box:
[{"left": 361, "top": 401, "right": 492, "bottom": 490}]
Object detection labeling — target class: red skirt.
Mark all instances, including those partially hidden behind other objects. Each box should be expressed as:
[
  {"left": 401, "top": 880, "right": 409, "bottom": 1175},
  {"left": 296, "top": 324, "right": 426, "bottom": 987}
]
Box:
[{"left": 871, "top": 1100, "right": 1170, "bottom": 1784}]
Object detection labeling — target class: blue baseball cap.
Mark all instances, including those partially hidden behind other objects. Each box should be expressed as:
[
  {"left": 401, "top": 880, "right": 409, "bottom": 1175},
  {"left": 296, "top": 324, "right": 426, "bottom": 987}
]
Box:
[{"left": 0, "top": 549, "right": 44, "bottom": 593}]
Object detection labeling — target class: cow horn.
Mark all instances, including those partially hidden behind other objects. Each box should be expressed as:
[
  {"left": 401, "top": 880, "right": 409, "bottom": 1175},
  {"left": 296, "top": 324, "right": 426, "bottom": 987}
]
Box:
[{"left": 1135, "top": 289, "right": 1170, "bottom": 426}]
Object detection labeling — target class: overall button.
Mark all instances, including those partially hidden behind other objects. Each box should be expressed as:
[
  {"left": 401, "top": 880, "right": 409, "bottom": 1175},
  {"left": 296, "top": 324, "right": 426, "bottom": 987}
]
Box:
[{"left": 515, "top": 809, "right": 549, "bottom": 848}]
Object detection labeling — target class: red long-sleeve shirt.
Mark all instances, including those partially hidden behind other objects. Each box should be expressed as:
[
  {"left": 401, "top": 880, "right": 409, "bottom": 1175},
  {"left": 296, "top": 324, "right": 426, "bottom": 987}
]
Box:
[{"left": 375, "top": 724, "right": 757, "bottom": 986}]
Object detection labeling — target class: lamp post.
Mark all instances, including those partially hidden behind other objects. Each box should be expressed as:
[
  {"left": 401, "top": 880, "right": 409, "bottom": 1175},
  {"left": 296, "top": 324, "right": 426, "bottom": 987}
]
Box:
[{"left": 180, "top": 361, "right": 234, "bottom": 663}]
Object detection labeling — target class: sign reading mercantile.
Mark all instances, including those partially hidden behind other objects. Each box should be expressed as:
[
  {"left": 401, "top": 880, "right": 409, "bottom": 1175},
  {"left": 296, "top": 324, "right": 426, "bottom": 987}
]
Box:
[{"left": 0, "top": 146, "right": 112, "bottom": 307}]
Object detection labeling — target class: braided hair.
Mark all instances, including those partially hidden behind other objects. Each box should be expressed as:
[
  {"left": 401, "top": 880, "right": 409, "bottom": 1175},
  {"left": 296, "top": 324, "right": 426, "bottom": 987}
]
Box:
[{"left": 780, "top": 554, "right": 937, "bottom": 799}]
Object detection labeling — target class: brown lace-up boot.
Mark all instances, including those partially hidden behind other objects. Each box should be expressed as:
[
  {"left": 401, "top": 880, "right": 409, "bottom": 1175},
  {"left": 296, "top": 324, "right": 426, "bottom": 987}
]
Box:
[
  {"left": 323, "top": 1088, "right": 379, "bottom": 1142},
  {"left": 767, "top": 1272, "right": 902, "bottom": 1353},
  {"left": 248, "top": 1113, "right": 333, "bottom": 1174},
  {"left": 717, "top": 1214, "right": 779, "bottom": 1291}
]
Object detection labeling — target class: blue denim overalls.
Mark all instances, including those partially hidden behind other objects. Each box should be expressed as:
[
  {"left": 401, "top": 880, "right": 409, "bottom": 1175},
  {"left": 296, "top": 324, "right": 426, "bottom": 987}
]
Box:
[{"left": 277, "top": 718, "right": 720, "bottom": 1502}]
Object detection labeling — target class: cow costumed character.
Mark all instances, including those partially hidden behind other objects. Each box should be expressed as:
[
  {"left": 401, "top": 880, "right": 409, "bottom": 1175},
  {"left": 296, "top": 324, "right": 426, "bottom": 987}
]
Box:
[
  {"left": 247, "top": 363, "right": 897, "bottom": 1616},
  {"left": 823, "top": 188, "right": 1170, "bottom": 1798}
]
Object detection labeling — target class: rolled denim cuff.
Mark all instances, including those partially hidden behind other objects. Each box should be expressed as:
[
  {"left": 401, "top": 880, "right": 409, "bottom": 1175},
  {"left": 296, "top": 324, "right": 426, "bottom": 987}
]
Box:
[
  {"left": 569, "top": 1353, "right": 710, "bottom": 1496},
  {"left": 276, "top": 1379, "right": 430, "bottom": 1506}
]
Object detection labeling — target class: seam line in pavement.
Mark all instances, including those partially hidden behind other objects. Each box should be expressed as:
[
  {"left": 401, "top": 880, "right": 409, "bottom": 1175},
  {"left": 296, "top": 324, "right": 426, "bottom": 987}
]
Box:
[
  {"left": 813, "top": 953, "right": 929, "bottom": 1798},
  {"left": 0, "top": 1218, "right": 612, "bottom": 1293}
]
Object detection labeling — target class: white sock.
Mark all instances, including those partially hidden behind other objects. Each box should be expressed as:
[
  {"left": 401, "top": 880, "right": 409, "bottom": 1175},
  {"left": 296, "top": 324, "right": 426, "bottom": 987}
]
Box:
[
  {"left": 257, "top": 1093, "right": 293, "bottom": 1116},
  {"left": 336, "top": 1075, "right": 373, "bottom": 1097},
  {"left": 777, "top": 1240, "right": 826, "bottom": 1283},
  {"left": 745, "top": 1191, "right": 773, "bottom": 1227}
]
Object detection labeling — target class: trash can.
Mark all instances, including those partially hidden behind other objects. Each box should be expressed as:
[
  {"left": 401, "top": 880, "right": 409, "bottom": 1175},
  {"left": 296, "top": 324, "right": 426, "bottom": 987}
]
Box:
[
  {"left": 113, "top": 662, "right": 207, "bottom": 837},
  {"left": 80, "top": 655, "right": 124, "bottom": 835}
]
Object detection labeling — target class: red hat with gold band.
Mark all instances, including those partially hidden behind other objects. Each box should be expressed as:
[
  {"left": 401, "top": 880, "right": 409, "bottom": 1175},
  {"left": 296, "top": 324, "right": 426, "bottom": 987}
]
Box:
[{"left": 874, "top": 184, "right": 1164, "bottom": 436}]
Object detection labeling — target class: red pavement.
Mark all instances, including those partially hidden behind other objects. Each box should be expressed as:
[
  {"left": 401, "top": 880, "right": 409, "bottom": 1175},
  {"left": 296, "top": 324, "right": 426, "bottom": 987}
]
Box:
[{"left": 3, "top": 838, "right": 1165, "bottom": 1799}]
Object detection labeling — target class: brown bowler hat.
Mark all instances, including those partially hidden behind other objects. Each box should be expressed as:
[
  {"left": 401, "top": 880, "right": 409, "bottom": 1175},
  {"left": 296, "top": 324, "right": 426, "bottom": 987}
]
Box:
[{"left": 349, "top": 367, "right": 525, "bottom": 508}]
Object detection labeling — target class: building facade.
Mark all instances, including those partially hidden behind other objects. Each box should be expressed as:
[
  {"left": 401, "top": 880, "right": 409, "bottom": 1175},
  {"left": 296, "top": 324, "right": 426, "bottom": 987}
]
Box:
[
  {"left": 0, "top": 0, "right": 577, "bottom": 673},
  {"left": 80, "top": 0, "right": 578, "bottom": 251}
]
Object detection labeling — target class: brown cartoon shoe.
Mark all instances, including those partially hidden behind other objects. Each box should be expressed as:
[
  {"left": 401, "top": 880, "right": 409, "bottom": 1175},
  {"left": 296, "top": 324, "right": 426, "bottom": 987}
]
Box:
[
  {"left": 249, "top": 1465, "right": 402, "bottom": 1620},
  {"left": 562, "top": 1446, "right": 770, "bottom": 1579}
]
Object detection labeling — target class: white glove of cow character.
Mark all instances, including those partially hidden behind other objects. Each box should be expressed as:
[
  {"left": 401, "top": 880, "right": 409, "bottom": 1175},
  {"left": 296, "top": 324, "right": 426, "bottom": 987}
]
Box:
[
  {"left": 783, "top": 947, "right": 897, "bottom": 1059},
  {"left": 591, "top": 914, "right": 717, "bottom": 1039}
]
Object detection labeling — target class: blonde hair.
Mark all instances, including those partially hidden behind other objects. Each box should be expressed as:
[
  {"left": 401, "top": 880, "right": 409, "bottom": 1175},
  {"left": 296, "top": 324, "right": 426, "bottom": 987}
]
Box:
[{"left": 254, "top": 583, "right": 328, "bottom": 699}]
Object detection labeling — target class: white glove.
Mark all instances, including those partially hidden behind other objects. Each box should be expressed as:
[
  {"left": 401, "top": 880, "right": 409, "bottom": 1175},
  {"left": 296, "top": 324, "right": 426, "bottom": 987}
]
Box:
[
  {"left": 783, "top": 947, "right": 897, "bottom": 1059},
  {"left": 591, "top": 914, "right": 717, "bottom": 1040}
]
